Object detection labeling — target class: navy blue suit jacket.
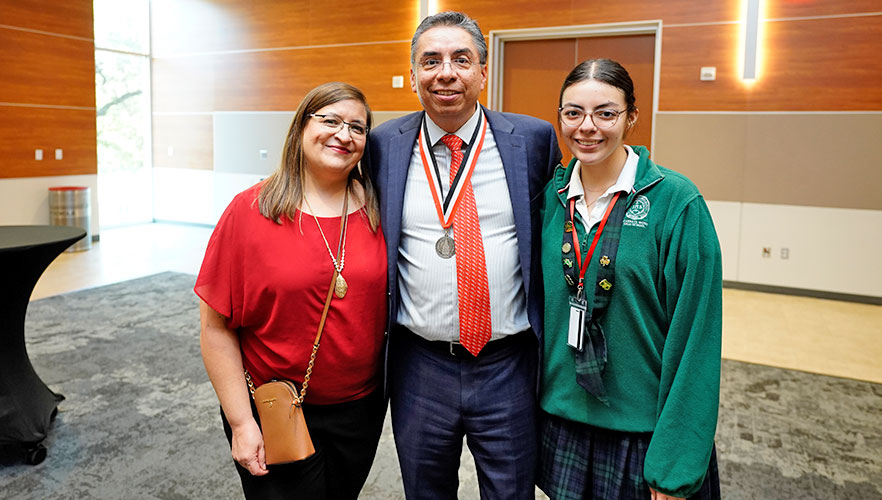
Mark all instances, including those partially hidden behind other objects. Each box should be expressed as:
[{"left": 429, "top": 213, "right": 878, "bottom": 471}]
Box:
[{"left": 365, "top": 106, "right": 561, "bottom": 349}]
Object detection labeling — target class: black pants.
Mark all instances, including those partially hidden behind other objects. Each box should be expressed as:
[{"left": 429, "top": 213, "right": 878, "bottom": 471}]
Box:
[{"left": 221, "top": 388, "right": 386, "bottom": 500}]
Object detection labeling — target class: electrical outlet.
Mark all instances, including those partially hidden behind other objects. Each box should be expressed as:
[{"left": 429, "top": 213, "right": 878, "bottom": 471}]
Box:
[
  {"left": 55, "top": 148, "right": 63, "bottom": 160},
  {"left": 781, "top": 248, "right": 789, "bottom": 260},
  {"left": 259, "top": 149, "right": 268, "bottom": 160},
  {"left": 392, "top": 75, "right": 404, "bottom": 88},
  {"left": 35, "top": 149, "right": 43, "bottom": 160},
  {"left": 700, "top": 66, "right": 716, "bottom": 81}
]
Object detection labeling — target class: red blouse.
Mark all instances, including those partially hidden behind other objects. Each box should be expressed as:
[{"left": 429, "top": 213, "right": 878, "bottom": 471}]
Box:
[{"left": 195, "top": 184, "right": 387, "bottom": 405}]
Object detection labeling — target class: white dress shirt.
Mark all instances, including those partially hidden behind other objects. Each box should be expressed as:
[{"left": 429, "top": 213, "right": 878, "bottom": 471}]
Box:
[
  {"left": 397, "top": 106, "right": 529, "bottom": 341},
  {"left": 567, "top": 145, "right": 639, "bottom": 232}
]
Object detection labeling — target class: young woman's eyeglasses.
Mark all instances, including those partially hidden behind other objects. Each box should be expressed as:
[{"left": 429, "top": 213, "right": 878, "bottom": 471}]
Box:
[
  {"left": 309, "top": 113, "right": 368, "bottom": 137},
  {"left": 417, "top": 56, "right": 477, "bottom": 72},
  {"left": 558, "top": 107, "right": 626, "bottom": 129}
]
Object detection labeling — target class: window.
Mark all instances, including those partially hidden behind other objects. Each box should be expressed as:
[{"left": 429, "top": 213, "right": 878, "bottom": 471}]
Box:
[{"left": 94, "top": 0, "right": 152, "bottom": 227}]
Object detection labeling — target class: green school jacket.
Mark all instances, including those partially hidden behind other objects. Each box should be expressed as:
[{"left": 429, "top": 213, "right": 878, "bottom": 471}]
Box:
[{"left": 540, "top": 145, "right": 723, "bottom": 498}]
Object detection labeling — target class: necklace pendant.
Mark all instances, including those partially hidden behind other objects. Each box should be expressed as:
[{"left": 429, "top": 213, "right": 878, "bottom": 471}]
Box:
[
  {"left": 435, "top": 234, "right": 455, "bottom": 259},
  {"left": 334, "top": 273, "right": 348, "bottom": 299}
]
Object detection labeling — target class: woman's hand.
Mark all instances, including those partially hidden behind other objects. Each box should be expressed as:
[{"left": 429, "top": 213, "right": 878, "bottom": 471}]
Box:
[
  {"left": 650, "top": 487, "right": 685, "bottom": 500},
  {"left": 231, "top": 418, "right": 268, "bottom": 476},
  {"left": 200, "top": 300, "right": 268, "bottom": 476}
]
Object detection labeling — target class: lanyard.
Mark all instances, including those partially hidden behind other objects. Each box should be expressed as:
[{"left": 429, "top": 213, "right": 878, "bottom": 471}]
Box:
[
  {"left": 417, "top": 111, "right": 487, "bottom": 229},
  {"left": 569, "top": 192, "right": 621, "bottom": 296}
]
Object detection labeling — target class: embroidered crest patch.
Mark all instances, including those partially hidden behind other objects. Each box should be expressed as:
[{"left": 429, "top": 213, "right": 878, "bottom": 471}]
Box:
[{"left": 626, "top": 195, "right": 651, "bottom": 220}]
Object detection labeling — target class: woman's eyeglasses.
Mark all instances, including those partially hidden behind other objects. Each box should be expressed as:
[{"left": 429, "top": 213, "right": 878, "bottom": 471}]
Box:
[
  {"left": 558, "top": 107, "right": 626, "bottom": 129},
  {"left": 309, "top": 113, "right": 368, "bottom": 137}
]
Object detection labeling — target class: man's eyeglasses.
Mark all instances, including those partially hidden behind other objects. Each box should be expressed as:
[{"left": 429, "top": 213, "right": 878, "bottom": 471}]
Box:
[
  {"left": 309, "top": 113, "right": 368, "bottom": 137},
  {"left": 416, "top": 56, "right": 479, "bottom": 72},
  {"left": 558, "top": 107, "right": 627, "bottom": 130}
]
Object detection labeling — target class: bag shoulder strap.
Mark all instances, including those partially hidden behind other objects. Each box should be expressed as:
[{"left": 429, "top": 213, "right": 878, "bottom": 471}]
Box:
[{"left": 246, "top": 188, "right": 350, "bottom": 403}]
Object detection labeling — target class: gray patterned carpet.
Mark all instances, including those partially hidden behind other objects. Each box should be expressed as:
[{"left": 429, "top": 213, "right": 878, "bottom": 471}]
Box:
[{"left": 1, "top": 272, "right": 880, "bottom": 499}]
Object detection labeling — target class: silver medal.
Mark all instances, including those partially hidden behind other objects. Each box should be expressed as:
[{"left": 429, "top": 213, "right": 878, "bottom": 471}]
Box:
[{"left": 435, "top": 234, "right": 455, "bottom": 259}]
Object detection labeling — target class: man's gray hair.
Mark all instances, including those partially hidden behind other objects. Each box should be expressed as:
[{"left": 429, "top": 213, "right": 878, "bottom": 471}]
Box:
[{"left": 410, "top": 11, "right": 487, "bottom": 65}]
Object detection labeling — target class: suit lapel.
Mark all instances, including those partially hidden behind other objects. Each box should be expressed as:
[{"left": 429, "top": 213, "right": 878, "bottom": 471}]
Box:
[
  {"left": 384, "top": 112, "right": 422, "bottom": 287},
  {"left": 485, "top": 108, "right": 533, "bottom": 297}
]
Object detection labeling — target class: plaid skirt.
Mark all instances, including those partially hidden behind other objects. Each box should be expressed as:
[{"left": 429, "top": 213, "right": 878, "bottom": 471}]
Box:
[{"left": 537, "top": 412, "right": 720, "bottom": 500}]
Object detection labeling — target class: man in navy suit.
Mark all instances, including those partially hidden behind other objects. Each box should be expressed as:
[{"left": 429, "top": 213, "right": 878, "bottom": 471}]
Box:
[{"left": 365, "top": 11, "right": 561, "bottom": 499}]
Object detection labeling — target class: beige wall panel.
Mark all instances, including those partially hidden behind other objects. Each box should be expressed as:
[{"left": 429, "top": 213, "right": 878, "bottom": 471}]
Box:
[
  {"left": 652, "top": 113, "right": 747, "bottom": 202},
  {"left": 151, "top": 0, "right": 418, "bottom": 55},
  {"left": 0, "top": 28, "right": 96, "bottom": 107},
  {"left": 0, "top": 174, "right": 99, "bottom": 233},
  {"left": 0, "top": 0, "right": 93, "bottom": 39},
  {"left": 152, "top": 115, "right": 214, "bottom": 171},
  {"left": 439, "top": 0, "right": 740, "bottom": 31},
  {"left": 153, "top": 43, "right": 422, "bottom": 113},
  {"left": 654, "top": 112, "right": 882, "bottom": 211},
  {"left": 660, "top": 17, "right": 882, "bottom": 111},
  {"left": 373, "top": 111, "right": 412, "bottom": 127},
  {"left": 742, "top": 114, "right": 882, "bottom": 211},
  {"left": 0, "top": 106, "right": 97, "bottom": 178}
]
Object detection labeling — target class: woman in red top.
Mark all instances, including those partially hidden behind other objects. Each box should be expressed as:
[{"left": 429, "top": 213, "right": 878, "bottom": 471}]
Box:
[{"left": 196, "top": 82, "right": 386, "bottom": 500}]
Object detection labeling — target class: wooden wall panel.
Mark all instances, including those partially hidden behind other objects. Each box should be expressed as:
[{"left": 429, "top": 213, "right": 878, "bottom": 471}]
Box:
[
  {"left": 658, "top": 24, "right": 745, "bottom": 111},
  {"left": 768, "top": 0, "right": 882, "bottom": 19},
  {"left": 439, "top": 0, "right": 740, "bottom": 31},
  {"left": 748, "top": 16, "right": 882, "bottom": 110},
  {"left": 153, "top": 42, "right": 421, "bottom": 113},
  {"left": 151, "top": 0, "right": 419, "bottom": 55},
  {"left": 0, "top": 0, "right": 94, "bottom": 39},
  {"left": 0, "top": 0, "right": 95, "bottom": 181},
  {"left": 659, "top": 16, "right": 882, "bottom": 111},
  {"left": 0, "top": 106, "right": 97, "bottom": 178},
  {"left": 152, "top": 115, "right": 214, "bottom": 171},
  {"left": 0, "top": 28, "right": 96, "bottom": 107}
]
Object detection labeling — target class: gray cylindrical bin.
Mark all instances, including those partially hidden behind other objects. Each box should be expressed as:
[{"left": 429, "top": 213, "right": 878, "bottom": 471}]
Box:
[{"left": 49, "top": 186, "right": 91, "bottom": 252}]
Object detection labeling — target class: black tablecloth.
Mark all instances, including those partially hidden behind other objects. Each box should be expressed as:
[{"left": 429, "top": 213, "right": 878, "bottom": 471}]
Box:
[{"left": 0, "top": 225, "right": 85, "bottom": 447}]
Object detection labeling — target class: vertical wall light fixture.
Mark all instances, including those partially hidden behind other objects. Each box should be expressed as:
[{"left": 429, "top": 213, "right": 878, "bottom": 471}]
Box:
[
  {"left": 742, "top": 0, "right": 761, "bottom": 80},
  {"left": 418, "top": 0, "right": 438, "bottom": 22}
]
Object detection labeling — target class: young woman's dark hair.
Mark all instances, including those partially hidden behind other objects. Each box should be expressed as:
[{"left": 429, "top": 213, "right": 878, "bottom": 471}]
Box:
[{"left": 558, "top": 58, "right": 637, "bottom": 112}]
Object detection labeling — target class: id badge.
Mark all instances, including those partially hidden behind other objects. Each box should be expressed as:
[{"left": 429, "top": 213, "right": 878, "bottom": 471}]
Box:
[{"left": 567, "top": 296, "right": 587, "bottom": 351}]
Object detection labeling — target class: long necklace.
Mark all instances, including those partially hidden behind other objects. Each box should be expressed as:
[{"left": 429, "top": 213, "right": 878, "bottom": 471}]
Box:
[{"left": 303, "top": 188, "right": 349, "bottom": 299}]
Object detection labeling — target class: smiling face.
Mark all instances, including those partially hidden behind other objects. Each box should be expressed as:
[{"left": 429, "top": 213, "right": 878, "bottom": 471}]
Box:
[
  {"left": 559, "top": 79, "right": 638, "bottom": 170},
  {"left": 301, "top": 99, "right": 368, "bottom": 180},
  {"left": 410, "top": 26, "right": 487, "bottom": 133}
]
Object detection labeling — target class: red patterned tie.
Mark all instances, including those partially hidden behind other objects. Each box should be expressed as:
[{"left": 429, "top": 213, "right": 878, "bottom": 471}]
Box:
[{"left": 440, "top": 134, "right": 492, "bottom": 356}]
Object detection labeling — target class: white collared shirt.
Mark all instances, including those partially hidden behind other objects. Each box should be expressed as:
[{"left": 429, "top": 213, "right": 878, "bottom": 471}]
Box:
[
  {"left": 397, "top": 106, "right": 529, "bottom": 341},
  {"left": 567, "top": 145, "right": 639, "bottom": 232}
]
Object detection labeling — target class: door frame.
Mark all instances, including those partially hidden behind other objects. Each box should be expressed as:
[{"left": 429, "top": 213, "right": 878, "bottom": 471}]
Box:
[{"left": 488, "top": 20, "right": 662, "bottom": 153}]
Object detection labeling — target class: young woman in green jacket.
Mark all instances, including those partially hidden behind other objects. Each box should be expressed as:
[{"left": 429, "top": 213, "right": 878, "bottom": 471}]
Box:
[{"left": 537, "top": 58, "right": 723, "bottom": 500}]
